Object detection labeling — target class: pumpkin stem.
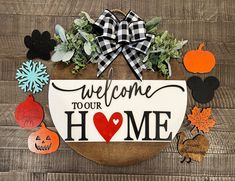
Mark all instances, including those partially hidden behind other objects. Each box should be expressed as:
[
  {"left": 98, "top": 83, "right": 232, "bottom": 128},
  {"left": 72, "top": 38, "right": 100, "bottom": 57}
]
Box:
[{"left": 198, "top": 42, "right": 205, "bottom": 50}]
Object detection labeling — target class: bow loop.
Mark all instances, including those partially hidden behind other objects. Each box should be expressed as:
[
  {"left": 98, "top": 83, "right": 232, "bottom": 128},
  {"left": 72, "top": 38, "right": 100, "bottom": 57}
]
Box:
[
  {"left": 102, "top": 17, "right": 118, "bottom": 40},
  {"left": 95, "top": 9, "right": 154, "bottom": 80},
  {"left": 117, "top": 21, "right": 130, "bottom": 43},
  {"left": 129, "top": 21, "right": 146, "bottom": 42},
  {"left": 125, "top": 10, "right": 142, "bottom": 22},
  {"left": 127, "top": 34, "right": 154, "bottom": 55},
  {"left": 95, "top": 10, "right": 118, "bottom": 29}
]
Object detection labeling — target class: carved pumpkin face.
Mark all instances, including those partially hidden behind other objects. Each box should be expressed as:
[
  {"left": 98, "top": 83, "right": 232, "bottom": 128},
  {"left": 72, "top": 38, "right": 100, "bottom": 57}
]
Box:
[
  {"left": 183, "top": 43, "right": 216, "bottom": 73},
  {"left": 28, "top": 122, "right": 59, "bottom": 154}
]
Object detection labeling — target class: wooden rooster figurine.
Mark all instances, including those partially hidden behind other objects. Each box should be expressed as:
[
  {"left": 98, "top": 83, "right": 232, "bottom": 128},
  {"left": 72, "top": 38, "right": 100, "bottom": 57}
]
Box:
[{"left": 177, "top": 132, "right": 209, "bottom": 163}]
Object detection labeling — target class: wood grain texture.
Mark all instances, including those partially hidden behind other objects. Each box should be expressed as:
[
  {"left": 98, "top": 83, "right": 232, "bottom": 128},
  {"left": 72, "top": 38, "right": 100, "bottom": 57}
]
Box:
[
  {"left": 1, "top": 172, "right": 235, "bottom": 181},
  {"left": 0, "top": 14, "right": 234, "bottom": 42},
  {"left": 46, "top": 173, "right": 235, "bottom": 181},
  {"left": 1, "top": 37, "right": 234, "bottom": 85},
  {"left": 0, "top": 0, "right": 234, "bottom": 179},
  {"left": 0, "top": 149, "right": 235, "bottom": 175},
  {"left": 0, "top": 0, "right": 234, "bottom": 22},
  {"left": 0, "top": 172, "right": 46, "bottom": 181}
]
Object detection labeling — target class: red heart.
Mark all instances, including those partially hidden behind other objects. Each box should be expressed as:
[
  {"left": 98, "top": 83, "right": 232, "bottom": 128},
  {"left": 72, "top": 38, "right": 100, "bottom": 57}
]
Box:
[{"left": 93, "top": 112, "right": 123, "bottom": 143}]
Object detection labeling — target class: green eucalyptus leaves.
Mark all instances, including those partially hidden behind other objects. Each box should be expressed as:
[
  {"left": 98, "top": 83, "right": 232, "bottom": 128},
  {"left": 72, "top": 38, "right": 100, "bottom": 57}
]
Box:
[
  {"left": 51, "top": 11, "right": 187, "bottom": 77},
  {"left": 52, "top": 12, "right": 98, "bottom": 73}
]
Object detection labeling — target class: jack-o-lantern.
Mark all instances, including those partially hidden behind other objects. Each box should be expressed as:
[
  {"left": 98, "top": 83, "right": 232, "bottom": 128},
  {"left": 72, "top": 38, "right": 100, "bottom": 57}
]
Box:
[
  {"left": 183, "top": 42, "right": 216, "bottom": 73},
  {"left": 28, "top": 122, "right": 59, "bottom": 154}
]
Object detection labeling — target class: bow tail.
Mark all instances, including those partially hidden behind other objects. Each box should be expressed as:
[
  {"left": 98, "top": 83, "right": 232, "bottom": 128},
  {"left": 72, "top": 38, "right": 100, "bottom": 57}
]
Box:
[
  {"left": 122, "top": 47, "right": 144, "bottom": 80},
  {"left": 121, "top": 34, "right": 155, "bottom": 80},
  {"left": 97, "top": 47, "right": 122, "bottom": 77}
]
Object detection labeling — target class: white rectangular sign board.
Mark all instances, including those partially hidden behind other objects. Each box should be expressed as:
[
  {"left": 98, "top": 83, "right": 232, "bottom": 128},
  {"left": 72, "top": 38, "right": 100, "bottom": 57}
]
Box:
[{"left": 49, "top": 79, "right": 187, "bottom": 143}]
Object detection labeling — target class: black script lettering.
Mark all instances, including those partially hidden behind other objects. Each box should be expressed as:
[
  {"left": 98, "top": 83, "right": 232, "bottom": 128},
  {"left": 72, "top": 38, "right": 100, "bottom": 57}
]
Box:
[{"left": 52, "top": 79, "right": 185, "bottom": 107}]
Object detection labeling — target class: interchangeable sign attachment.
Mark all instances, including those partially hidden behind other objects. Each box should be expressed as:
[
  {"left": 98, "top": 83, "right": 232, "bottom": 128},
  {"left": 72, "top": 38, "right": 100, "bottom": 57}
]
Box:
[
  {"left": 187, "top": 76, "right": 219, "bottom": 104},
  {"left": 24, "top": 29, "right": 56, "bottom": 60},
  {"left": 187, "top": 106, "right": 216, "bottom": 133},
  {"left": 28, "top": 122, "right": 59, "bottom": 154},
  {"left": 183, "top": 42, "right": 216, "bottom": 73},
  {"left": 15, "top": 95, "right": 44, "bottom": 129},
  {"left": 93, "top": 112, "right": 123, "bottom": 143},
  {"left": 177, "top": 132, "right": 209, "bottom": 163},
  {"left": 16, "top": 60, "right": 49, "bottom": 93}
]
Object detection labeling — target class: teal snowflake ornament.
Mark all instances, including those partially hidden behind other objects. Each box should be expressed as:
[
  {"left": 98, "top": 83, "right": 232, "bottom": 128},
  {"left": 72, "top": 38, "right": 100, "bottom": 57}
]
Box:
[{"left": 16, "top": 60, "right": 49, "bottom": 93}]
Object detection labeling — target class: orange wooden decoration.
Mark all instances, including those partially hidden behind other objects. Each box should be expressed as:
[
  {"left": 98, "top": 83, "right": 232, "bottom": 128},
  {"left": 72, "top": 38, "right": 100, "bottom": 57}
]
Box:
[
  {"left": 28, "top": 122, "right": 59, "bottom": 154},
  {"left": 187, "top": 106, "right": 216, "bottom": 133},
  {"left": 183, "top": 42, "right": 216, "bottom": 73}
]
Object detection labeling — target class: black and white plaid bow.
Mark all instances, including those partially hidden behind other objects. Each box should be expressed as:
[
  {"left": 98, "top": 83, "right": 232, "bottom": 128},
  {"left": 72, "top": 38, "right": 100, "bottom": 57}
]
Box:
[{"left": 94, "top": 10, "right": 154, "bottom": 80}]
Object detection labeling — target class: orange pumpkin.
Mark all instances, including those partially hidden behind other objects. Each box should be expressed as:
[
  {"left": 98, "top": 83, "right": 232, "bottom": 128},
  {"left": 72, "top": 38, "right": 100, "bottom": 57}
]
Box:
[
  {"left": 183, "top": 42, "right": 216, "bottom": 73},
  {"left": 28, "top": 122, "right": 59, "bottom": 154}
]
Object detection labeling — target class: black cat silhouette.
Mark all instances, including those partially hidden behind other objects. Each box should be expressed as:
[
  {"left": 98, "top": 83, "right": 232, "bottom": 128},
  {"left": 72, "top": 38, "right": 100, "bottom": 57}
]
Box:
[{"left": 187, "top": 76, "right": 219, "bottom": 104}]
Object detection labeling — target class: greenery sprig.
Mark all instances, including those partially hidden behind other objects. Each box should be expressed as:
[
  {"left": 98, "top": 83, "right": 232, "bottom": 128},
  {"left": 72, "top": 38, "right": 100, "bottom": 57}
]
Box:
[
  {"left": 145, "top": 17, "right": 188, "bottom": 77},
  {"left": 52, "top": 12, "right": 187, "bottom": 77},
  {"left": 52, "top": 11, "right": 98, "bottom": 73}
]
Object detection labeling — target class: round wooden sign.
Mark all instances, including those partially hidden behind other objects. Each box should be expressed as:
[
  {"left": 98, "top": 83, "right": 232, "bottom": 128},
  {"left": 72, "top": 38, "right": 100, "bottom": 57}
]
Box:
[{"left": 51, "top": 55, "right": 185, "bottom": 166}]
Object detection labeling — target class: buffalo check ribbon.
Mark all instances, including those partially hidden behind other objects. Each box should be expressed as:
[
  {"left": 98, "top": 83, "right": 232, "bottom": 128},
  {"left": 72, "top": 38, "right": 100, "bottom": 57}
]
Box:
[{"left": 94, "top": 10, "right": 154, "bottom": 80}]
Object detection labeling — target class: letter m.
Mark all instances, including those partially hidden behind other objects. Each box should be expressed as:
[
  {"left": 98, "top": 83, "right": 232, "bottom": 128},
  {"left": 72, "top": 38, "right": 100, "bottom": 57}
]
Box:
[{"left": 124, "top": 111, "right": 151, "bottom": 140}]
